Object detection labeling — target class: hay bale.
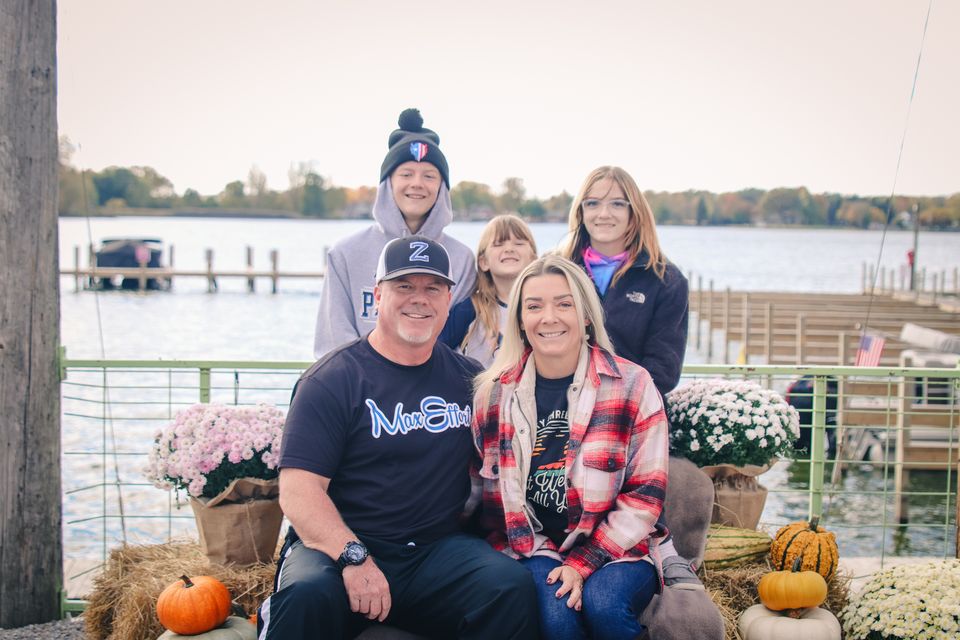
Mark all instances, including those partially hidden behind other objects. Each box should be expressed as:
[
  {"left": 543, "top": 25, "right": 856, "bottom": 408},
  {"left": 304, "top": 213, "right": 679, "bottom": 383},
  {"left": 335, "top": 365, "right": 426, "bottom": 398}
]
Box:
[
  {"left": 83, "top": 543, "right": 850, "bottom": 640},
  {"left": 701, "top": 559, "right": 851, "bottom": 640},
  {"left": 85, "top": 542, "right": 276, "bottom": 640}
]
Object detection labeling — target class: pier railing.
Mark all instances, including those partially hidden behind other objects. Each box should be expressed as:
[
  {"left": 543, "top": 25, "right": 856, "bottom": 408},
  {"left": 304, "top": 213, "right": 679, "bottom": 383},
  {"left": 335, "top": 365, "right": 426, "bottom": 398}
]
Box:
[{"left": 59, "top": 356, "right": 959, "bottom": 611}]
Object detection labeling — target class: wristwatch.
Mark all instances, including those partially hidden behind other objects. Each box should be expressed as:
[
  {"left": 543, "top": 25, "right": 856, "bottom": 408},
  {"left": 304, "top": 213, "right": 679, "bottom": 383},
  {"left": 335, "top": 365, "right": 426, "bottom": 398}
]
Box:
[{"left": 336, "top": 540, "right": 369, "bottom": 572}]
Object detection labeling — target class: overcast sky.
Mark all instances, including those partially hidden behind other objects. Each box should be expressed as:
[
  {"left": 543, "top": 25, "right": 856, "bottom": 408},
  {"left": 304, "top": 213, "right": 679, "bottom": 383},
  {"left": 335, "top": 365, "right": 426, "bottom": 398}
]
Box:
[{"left": 57, "top": 1, "right": 959, "bottom": 199}]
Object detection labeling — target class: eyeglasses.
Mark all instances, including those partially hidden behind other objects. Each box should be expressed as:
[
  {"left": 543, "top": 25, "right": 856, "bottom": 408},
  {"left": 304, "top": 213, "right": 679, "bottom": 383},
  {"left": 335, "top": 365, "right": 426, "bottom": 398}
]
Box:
[{"left": 581, "top": 198, "right": 630, "bottom": 212}]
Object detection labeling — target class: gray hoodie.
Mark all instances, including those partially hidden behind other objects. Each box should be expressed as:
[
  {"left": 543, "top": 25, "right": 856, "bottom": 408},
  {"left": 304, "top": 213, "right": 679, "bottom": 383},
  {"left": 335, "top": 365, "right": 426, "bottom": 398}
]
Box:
[{"left": 313, "top": 179, "right": 477, "bottom": 358}]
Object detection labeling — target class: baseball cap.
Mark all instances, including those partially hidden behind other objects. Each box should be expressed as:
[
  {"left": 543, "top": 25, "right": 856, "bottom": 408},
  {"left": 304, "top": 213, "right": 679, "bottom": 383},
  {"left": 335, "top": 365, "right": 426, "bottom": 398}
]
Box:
[{"left": 375, "top": 235, "right": 457, "bottom": 286}]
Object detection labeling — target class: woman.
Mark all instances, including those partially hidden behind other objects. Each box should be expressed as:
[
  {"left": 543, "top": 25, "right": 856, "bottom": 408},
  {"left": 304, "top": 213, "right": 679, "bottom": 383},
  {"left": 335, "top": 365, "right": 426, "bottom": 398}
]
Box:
[
  {"left": 440, "top": 214, "right": 538, "bottom": 367},
  {"left": 472, "top": 255, "right": 669, "bottom": 640},
  {"left": 560, "top": 166, "right": 688, "bottom": 400}
]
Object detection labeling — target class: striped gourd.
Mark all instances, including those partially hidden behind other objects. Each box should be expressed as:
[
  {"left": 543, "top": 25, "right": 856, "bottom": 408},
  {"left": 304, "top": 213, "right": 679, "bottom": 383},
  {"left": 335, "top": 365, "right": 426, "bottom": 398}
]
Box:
[
  {"left": 703, "top": 524, "right": 773, "bottom": 569},
  {"left": 770, "top": 515, "right": 839, "bottom": 580}
]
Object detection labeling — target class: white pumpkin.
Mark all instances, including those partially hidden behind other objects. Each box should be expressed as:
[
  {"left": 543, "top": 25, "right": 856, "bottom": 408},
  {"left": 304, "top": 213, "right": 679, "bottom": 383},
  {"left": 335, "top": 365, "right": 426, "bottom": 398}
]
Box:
[
  {"left": 158, "top": 616, "right": 256, "bottom": 640},
  {"left": 738, "top": 604, "right": 841, "bottom": 640}
]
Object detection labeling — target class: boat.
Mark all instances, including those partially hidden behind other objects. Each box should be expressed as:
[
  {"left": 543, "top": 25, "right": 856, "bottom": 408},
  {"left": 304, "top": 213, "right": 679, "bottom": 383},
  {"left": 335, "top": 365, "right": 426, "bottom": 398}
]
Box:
[{"left": 91, "top": 238, "right": 170, "bottom": 291}]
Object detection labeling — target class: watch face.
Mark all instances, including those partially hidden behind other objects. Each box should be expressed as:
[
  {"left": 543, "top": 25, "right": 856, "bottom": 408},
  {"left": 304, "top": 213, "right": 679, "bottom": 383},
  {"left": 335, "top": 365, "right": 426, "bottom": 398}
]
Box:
[{"left": 344, "top": 542, "right": 367, "bottom": 564}]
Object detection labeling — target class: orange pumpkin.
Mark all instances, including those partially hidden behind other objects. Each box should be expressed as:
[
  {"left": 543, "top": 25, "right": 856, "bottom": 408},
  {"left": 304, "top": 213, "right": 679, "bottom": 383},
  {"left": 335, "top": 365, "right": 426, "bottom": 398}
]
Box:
[
  {"left": 157, "top": 574, "right": 232, "bottom": 635},
  {"left": 770, "top": 515, "right": 839, "bottom": 580},
  {"left": 758, "top": 557, "right": 828, "bottom": 614}
]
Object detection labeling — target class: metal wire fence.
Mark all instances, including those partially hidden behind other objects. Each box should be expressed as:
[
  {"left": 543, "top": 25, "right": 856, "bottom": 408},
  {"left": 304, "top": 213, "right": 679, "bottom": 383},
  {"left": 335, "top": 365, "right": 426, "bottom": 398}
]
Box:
[{"left": 60, "top": 358, "right": 959, "bottom": 609}]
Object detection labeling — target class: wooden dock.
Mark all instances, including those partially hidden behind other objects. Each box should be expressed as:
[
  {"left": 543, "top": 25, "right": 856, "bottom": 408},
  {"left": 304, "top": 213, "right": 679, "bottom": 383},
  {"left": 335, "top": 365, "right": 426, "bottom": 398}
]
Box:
[
  {"left": 62, "top": 245, "right": 326, "bottom": 293},
  {"left": 688, "top": 286, "right": 960, "bottom": 366}
]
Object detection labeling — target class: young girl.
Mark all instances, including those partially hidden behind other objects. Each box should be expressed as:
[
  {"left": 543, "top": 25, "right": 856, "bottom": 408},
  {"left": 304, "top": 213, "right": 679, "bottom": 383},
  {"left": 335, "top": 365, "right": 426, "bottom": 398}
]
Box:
[
  {"left": 562, "top": 166, "right": 697, "bottom": 590},
  {"left": 440, "top": 215, "right": 538, "bottom": 367},
  {"left": 561, "top": 166, "right": 688, "bottom": 400}
]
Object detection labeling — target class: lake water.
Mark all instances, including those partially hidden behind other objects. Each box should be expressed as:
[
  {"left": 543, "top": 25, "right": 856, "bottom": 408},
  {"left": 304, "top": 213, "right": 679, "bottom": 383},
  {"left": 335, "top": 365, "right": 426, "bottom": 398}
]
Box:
[{"left": 56, "top": 218, "right": 959, "bottom": 564}]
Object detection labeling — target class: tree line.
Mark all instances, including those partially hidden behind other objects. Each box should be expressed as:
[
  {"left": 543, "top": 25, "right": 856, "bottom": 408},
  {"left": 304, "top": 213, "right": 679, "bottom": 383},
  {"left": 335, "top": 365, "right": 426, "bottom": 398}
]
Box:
[{"left": 58, "top": 139, "right": 960, "bottom": 229}]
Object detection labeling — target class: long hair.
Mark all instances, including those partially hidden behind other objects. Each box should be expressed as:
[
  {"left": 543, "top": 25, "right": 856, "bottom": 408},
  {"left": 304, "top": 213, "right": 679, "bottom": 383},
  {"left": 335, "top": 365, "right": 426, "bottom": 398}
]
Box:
[
  {"left": 475, "top": 255, "right": 614, "bottom": 394},
  {"left": 561, "top": 166, "right": 667, "bottom": 282},
  {"left": 463, "top": 215, "right": 538, "bottom": 350}
]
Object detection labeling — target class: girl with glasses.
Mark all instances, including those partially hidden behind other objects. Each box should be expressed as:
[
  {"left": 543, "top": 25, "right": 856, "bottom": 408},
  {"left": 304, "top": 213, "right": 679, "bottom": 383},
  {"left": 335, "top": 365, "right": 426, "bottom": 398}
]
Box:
[{"left": 561, "top": 167, "right": 700, "bottom": 591}]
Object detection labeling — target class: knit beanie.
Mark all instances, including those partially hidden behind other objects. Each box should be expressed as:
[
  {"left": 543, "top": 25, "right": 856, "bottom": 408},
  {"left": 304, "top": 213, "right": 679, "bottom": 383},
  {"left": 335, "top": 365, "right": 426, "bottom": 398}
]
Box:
[{"left": 379, "top": 108, "right": 450, "bottom": 188}]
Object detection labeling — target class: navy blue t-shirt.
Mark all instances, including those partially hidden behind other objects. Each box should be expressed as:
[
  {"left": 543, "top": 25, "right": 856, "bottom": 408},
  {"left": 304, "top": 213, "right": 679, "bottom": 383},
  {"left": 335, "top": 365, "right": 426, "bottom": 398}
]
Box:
[
  {"left": 280, "top": 337, "right": 481, "bottom": 544},
  {"left": 527, "top": 373, "right": 573, "bottom": 545}
]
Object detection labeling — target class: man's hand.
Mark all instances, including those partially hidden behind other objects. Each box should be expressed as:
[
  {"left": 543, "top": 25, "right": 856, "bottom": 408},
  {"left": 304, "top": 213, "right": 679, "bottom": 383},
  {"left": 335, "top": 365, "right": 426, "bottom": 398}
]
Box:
[
  {"left": 342, "top": 559, "right": 392, "bottom": 622},
  {"left": 547, "top": 565, "right": 584, "bottom": 610}
]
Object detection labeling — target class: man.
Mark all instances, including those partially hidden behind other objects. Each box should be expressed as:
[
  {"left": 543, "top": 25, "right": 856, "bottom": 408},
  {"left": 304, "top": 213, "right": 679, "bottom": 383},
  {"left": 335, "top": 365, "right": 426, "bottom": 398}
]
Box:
[
  {"left": 260, "top": 236, "right": 537, "bottom": 639},
  {"left": 313, "top": 108, "right": 476, "bottom": 358}
]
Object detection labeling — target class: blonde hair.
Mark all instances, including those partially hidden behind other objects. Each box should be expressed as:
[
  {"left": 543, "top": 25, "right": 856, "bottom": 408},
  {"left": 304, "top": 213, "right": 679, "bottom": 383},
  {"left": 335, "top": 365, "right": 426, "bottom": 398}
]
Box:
[
  {"left": 463, "top": 215, "right": 538, "bottom": 350},
  {"left": 476, "top": 255, "right": 614, "bottom": 393},
  {"left": 561, "top": 166, "right": 667, "bottom": 281}
]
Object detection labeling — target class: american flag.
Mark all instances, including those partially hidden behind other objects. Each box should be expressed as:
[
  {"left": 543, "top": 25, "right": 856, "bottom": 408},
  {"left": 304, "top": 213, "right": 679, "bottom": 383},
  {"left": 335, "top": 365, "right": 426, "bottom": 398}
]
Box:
[{"left": 855, "top": 333, "right": 886, "bottom": 367}]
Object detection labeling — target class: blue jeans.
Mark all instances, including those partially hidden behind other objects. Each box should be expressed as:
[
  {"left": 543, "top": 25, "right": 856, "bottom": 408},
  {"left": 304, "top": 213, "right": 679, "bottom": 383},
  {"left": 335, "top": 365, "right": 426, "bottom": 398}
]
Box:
[{"left": 519, "top": 555, "right": 658, "bottom": 640}]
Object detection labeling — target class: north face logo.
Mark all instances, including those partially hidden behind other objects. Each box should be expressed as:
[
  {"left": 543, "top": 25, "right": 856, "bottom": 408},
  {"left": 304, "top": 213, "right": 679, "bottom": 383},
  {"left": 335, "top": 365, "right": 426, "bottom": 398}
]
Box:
[{"left": 627, "top": 291, "right": 646, "bottom": 304}]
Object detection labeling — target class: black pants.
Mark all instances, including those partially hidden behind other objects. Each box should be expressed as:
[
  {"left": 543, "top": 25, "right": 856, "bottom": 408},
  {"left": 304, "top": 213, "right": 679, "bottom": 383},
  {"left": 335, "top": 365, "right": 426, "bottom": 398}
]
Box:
[{"left": 259, "top": 532, "right": 539, "bottom": 640}]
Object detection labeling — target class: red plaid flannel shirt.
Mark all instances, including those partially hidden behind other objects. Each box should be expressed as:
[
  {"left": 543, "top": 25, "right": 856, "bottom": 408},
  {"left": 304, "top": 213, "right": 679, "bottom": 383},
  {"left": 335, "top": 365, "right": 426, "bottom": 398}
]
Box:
[{"left": 470, "top": 344, "right": 669, "bottom": 579}]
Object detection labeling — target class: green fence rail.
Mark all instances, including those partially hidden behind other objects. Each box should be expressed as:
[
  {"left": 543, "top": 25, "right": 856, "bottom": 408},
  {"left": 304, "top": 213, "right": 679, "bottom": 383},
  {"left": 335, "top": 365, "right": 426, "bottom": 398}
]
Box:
[{"left": 59, "top": 355, "right": 960, "bottom": 615}]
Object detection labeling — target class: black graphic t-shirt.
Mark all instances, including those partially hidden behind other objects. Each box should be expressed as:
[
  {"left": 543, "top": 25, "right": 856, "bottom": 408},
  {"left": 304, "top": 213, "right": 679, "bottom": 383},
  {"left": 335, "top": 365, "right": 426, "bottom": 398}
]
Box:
[
  {"left": 281, "top": 337, "right": 481, "bottom": 543},
  {"left": 527, "top": 373, "right": 573, "bottom": 544}
]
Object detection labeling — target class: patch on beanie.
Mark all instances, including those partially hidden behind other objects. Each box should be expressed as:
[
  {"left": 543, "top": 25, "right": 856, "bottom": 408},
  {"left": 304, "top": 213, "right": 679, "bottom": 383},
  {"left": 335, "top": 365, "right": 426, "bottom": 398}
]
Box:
[{"left": 409, "top": 142, "right": 429, "bottom": 162}]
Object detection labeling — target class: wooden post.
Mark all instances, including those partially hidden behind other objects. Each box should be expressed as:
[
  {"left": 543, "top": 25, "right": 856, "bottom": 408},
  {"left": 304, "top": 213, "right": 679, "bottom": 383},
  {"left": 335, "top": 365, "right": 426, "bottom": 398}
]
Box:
[
  {"left": 73, "top": 245, "right": 80, "bottom": 292},
  {"left": 322, "top": 245, "right": 329, "bottom": 271},
  {"left": 246, "top": 245, "right": 255, "bottom": 293},
  {"left": 888, "top": 268, "right": 894, "bottom": 294},
  {"left": 706, "top": 280, "right": 714, "bottom": 361},
  {"left": 137, "top": 254, "right": 148, "bottom": 292},
  {"left": 764, "top": 303, "right": 773, "bottom": 365},
  {"left": 940, "top": 269, "right": 946, "bottom": 295},
  {"left": 206, "top": 249, "right": 216, "bottom": 293},
  {"left": 88, "top": 242, "right": 96, "bottom": 289},
  {"left": 0, "top": 0, "right": 62, "bottom": 625},
  {"left": 795, "top": 314, "right": 805, "bottom": 364},
  {"left": 741, "top": 292, "right": 750, "bottom": 363},
  {"left": 879, "top": 266, "right": 886, "bottom": 293},
  {"left": 168, "top": 244, "right": 175, "bottom": 290},
  {"left": 722, "top": 287, "right": 731, "bottom": 363},
  {"left": 861, "top": 262, "right": 866, "bottom": 292},
  {"left": 695, "top": 275, "right": 703, "bottom": 350},
  {"left": 270, "top": 249, "right": 279, "bottom": 294},
  {"left": 932, "top": 273, "right": 939, "bottom": 302},
  {"left": 894, "top": 373, "right": 911, "bottom": 523},
  {"left": 954, "top": 267, "right": 959, "bottom": 296}
]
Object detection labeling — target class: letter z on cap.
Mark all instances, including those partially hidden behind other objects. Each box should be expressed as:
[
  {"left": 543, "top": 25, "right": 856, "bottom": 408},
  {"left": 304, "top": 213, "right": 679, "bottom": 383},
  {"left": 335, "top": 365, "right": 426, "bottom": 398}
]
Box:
[{"left": 375, "top": 235, "right": 456, "bottom": 286}]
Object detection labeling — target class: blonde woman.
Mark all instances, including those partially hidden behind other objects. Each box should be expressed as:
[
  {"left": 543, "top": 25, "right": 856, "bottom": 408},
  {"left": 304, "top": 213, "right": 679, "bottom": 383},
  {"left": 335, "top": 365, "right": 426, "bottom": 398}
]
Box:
[
  {"left": 440, "top": 215, "right": 538, "bottom": 367},
  {"left": 472, "top": 255, "right": 669, "bottom": 640}
]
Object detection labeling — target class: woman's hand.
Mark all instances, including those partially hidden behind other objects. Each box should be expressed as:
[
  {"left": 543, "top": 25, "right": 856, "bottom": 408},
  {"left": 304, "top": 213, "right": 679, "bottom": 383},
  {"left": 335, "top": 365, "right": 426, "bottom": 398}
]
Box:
[{"left": 547, "top": 565, "right": 584, "bottom": 610}]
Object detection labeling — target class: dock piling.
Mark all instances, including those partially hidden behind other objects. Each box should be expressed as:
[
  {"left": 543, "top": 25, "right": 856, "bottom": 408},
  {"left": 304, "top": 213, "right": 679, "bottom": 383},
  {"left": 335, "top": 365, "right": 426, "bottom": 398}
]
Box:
[
  {"left": 205, "top": 249, "right": 216, "bottom": 293},
  {"left": 246, "top": 246, "right": 255, "bottom": 293},
  {"left": 722, "top": 287, "right": 731, "bottom": 363},
  {"left": 695, "top": 274, "right": 703, "bottom": 350},
  {"left": 73, "top": 246, "right": 80, "bottom": 292},
  {"left": 168, "top": 245, "right": 175, "bottom": 290},
  {"left": 270, "top": 250, "right": 279, "bottom": 294},
  {"left": 706, "top": 280, "right": 714, "bottom": 361}
]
